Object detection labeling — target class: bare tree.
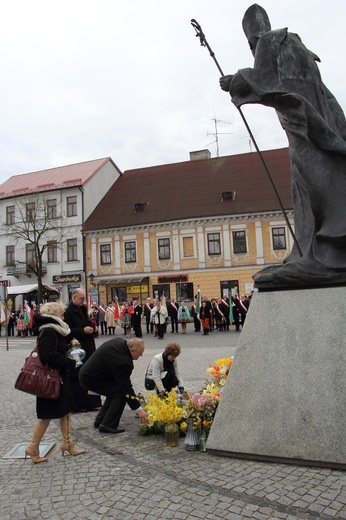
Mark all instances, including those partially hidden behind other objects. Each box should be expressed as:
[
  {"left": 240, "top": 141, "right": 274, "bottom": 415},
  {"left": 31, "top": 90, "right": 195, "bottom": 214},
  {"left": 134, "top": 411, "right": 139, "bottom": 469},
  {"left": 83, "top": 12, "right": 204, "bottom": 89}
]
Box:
[{"left": 1, "top": 194, "right": 73, "bottom": 304}]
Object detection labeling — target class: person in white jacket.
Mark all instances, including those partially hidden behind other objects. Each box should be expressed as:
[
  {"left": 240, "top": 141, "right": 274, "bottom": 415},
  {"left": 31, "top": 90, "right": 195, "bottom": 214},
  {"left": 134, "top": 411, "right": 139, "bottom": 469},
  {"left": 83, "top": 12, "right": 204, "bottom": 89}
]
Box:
[
  {"left": 150, "top": 302, "right": 168, "bottom": 340},
  {"left": 146, "top": 342, "right": 184, "bottom": 395}
]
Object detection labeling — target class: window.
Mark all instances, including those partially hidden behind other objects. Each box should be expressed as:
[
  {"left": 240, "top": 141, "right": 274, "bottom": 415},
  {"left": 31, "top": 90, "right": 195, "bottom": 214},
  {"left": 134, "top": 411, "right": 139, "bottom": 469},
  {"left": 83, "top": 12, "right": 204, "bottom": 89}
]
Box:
[
  {"left": 207, "top": 233, "right": 221, "bottom": 255},
  {"left": 100, "top": 243, "right": 111, "bottom": 265},
  {"left": 26, "top": 202, "right": 35, "bottom": 222},
  {"left": 47, "top": 199, "right": 57, "bottom": 219},
  {"left": 183, "top": 236, "right": 194, "bottom": 257},
  {"left": 158, "top": 238, "right": 170, "bottom": 260},
  {"left": 272, "top": 227, "right": 286, "bottom": 250},
  {"left": 26, "top": 243, "right": 35, "bottom": 266},
  {"left": 6, "top": 205, "right": 15, "bottom": 225},
  {"left": 6, "top": 245, "right": 15, "bottom": 266},
  {"left": 67, "top": 238, "right": 78, "bottom": 261},
  {"left": 125, "top": 241, "right": 136, "bottom": 263},
  {"left": 232, "top": 231, "right": 247, "bottom": 254},
  {"left": 152, "top": 284, "right": 170, "bottom": 301},
  {"left": 176, "top": 282, "right": 194, "bottom": 302},
  {"left": 67, "top": 196, "right": 77, "bottom": 217},
  {"left": 47, "top": 241, "right": 58, "bottom": 263}
]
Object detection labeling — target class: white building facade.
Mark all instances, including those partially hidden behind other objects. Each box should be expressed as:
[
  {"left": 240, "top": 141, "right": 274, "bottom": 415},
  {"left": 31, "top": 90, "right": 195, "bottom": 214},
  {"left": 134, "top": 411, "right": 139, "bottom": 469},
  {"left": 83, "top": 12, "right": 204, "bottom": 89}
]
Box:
[{"left": 0, "top": 158, "right": 121, "bottom": 305}]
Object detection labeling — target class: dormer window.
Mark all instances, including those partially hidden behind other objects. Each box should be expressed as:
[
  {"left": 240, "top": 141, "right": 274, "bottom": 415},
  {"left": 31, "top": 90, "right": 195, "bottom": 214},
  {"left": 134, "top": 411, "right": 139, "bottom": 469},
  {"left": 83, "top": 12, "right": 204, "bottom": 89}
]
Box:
[
  {"left": 221, "top": 191, "right": 236, "bottom": 202},
  {"left": 134, "top": 202, "right": 149, "bottom": 212}
]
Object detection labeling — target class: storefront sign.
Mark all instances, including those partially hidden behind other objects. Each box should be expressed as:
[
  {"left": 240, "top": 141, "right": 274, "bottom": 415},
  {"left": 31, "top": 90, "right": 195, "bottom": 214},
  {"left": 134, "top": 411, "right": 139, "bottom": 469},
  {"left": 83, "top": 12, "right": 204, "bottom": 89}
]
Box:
[
  {"left": 52, "top": 274, "right": 82, "bottom": 284},
  {"left": 127, "top": 285, "right": 148, "bottom": 294},
  {"left": 158, "top": 275, "right": 188, "bottom": 283},
  {"left": 0, "top": 280, "right": 9, "bottom": 287}
]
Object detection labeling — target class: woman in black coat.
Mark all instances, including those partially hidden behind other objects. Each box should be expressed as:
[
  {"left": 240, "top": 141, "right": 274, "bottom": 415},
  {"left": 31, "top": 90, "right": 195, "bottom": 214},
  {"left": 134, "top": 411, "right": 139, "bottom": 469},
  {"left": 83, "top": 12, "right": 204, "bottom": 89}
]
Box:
[{"left": 25, "top": 302, "right": 85, "bottom": 463}]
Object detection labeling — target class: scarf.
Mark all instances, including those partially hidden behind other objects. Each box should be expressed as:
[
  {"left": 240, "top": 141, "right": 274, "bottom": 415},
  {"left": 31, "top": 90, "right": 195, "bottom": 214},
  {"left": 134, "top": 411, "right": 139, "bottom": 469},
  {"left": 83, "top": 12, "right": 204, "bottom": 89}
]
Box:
[
  {"left": 239, "top": 300, "right": 248, "bottom": 313},
  {"left": 163, "top": 354, "right": 175, "bottom": 376},
  {"left": 38, "top": 315, "right": 71, "bottom": 337}
]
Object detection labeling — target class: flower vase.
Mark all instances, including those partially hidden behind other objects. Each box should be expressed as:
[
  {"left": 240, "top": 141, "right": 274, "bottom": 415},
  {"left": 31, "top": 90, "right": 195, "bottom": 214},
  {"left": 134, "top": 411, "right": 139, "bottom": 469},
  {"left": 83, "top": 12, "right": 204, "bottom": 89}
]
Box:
[
  {"left": 184, "top": 417, "right": 199, "bottom": 451},
  {"left": 165, "top": 423, "right": 179, "bottom": 447}
]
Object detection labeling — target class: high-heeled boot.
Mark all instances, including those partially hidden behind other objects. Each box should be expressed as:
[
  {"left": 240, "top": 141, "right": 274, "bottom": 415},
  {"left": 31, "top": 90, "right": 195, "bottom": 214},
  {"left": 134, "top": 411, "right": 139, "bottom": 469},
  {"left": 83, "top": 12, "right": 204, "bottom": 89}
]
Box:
[
  {"left": 59, "top": 414, "right": 86, "bottom": 456},
  {"left": 25, "top": 419, "right": 50, "bottom": 463}
]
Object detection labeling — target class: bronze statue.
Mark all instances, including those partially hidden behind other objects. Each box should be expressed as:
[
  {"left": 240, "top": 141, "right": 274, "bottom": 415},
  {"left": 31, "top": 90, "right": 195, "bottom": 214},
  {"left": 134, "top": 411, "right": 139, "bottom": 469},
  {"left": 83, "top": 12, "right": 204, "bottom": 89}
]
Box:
[{"left": 220, "top": 4, "right": 346, "bottom": 288}]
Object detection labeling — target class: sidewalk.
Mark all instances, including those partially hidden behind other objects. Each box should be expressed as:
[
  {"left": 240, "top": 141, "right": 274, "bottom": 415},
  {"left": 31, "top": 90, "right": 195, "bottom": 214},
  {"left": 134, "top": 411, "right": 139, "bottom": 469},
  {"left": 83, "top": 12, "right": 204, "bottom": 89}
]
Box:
[{"left": 1, "top": 327, "right": 345, "bottom": 519}]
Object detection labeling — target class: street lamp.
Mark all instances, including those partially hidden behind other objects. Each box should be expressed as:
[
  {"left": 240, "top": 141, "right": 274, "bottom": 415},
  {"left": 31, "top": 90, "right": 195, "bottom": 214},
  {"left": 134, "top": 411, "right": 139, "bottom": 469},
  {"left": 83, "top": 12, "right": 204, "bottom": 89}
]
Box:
[{"left": 88, "top": 273, "right": 96, "bottom": 287}]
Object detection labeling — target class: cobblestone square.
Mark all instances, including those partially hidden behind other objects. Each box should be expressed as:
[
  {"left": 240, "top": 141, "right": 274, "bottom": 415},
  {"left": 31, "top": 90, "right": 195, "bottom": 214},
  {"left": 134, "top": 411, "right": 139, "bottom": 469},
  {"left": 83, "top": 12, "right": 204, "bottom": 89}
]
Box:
[{"left": 1, "top": 327, "right": 345, "bottom": 519}]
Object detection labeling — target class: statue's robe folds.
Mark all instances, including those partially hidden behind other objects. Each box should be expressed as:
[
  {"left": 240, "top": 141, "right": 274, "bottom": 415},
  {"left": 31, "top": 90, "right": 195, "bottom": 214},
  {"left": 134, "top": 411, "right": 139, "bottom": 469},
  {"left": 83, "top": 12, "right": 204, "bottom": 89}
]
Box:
[{"left": 230, "top": 28, "right": 346, "bottom": 286}]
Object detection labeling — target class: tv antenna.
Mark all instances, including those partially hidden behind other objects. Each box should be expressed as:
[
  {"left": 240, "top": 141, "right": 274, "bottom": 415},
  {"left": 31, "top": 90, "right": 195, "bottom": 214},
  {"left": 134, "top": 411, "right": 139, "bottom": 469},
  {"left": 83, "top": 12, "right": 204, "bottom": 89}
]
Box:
[
  {"left": 206, "top": 117, "right": 232, "bottom": 157},
  {"left": 241, "top": 135, "right": 256, "bottom": 152}
]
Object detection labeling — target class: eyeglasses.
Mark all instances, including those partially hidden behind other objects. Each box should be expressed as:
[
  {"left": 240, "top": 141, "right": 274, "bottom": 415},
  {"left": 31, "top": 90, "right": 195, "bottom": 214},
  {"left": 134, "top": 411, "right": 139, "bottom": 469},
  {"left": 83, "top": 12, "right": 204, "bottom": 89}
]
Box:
[{"left": 76, "top": 296, "right": 86, "bottom": 301}]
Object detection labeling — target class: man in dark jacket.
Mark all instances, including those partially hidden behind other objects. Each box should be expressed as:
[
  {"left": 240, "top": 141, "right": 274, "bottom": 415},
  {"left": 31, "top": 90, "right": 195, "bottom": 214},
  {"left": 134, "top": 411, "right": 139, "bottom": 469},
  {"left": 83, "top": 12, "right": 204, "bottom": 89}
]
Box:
[
  {"left": 79, "top": 337, "right": 147, "bottom": 433},
  {"left": 143, "top": 298, "right": 153, "bottom": 334},
  {"left": 168, "top": 298, "right": 178, "bottom": 333},
  {"left": 64, "top": 288, "right": 101, "bottom": 412},
  {"left": 132, "top": 300, "right": 143, "bottom": 338}
]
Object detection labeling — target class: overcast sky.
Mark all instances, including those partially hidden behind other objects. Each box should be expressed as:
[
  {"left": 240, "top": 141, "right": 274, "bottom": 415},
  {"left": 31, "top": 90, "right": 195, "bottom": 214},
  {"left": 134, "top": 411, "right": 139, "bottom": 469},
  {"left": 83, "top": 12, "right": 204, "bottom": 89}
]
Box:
[{"left": 1, "top": 0, "right": 345, "bottom": 184}]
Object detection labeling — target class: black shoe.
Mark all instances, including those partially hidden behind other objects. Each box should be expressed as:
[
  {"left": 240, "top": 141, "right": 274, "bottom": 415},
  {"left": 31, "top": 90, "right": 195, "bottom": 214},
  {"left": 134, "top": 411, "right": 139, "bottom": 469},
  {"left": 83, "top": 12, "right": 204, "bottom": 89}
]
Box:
[
  {"left": 98, "top": 425, "right": 125, "bottom": 434},
  {"left": 94, "top": 420, "right": 101, "bottom": 428}
]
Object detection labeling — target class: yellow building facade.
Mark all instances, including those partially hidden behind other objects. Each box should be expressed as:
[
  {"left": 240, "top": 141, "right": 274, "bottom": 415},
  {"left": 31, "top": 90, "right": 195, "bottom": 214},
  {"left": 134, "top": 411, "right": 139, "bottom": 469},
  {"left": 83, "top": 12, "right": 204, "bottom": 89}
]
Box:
[{"left": 85, "top": 211, "right": 294, "bottom": 304}]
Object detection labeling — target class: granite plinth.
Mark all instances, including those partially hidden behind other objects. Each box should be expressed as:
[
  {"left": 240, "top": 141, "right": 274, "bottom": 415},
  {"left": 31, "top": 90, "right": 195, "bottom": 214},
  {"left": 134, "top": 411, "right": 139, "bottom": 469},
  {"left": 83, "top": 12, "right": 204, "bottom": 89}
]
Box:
[{"left": 207, "top": 287, "right": 346, "bottom": 469}]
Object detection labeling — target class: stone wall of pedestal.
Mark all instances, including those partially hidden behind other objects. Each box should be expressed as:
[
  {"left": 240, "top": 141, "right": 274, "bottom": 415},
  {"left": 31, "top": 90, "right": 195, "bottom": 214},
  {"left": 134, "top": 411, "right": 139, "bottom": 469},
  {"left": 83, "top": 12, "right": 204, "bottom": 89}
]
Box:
[{"left": 206, "top": 287, "right": 346, "bottom": 469}]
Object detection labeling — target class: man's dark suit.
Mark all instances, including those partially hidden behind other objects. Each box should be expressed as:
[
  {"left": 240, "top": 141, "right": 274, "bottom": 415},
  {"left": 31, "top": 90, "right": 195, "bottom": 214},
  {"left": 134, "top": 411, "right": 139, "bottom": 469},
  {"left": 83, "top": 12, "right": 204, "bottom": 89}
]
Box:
[
  {"left": 168, "top": 301, "right": 178, "bottom": 333},
  {"left": 143, "top": 301, "right": 153, "bottom": 333},
  {"left": 64, "top": 302, "right": 101, "bottom": 412},
  {"left": 79, "top": 337, "right": 140, "bottom": 429}
]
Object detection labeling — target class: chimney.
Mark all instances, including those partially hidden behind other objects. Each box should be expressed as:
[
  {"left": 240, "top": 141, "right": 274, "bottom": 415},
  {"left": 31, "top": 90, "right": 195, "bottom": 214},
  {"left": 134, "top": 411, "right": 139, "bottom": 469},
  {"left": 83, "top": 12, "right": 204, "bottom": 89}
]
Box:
[{"left": 189, "top": 149, "right": 211, "bottom": 161}]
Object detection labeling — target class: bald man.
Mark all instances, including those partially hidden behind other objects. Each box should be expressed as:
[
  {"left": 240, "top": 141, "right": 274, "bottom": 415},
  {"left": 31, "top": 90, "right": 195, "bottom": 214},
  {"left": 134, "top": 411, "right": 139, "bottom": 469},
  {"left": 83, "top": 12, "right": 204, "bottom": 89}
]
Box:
[{"left": 79, "top": 337, "right": 147, "bottom": 433}]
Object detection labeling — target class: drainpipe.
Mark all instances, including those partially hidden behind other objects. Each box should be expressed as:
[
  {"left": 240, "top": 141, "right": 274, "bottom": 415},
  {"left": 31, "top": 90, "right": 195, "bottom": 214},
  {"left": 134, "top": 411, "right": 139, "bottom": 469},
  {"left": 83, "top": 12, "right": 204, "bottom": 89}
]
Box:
[{"left": 79, "top": 186, "right": 86, "bottom": 288}]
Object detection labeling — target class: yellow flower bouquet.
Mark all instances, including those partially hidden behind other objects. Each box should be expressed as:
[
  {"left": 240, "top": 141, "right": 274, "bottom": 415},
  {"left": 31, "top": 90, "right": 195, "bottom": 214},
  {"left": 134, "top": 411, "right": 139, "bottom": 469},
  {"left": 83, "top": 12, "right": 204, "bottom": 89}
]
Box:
[{"left": 139, "top": 389, "right": 188, "bottom": 436}]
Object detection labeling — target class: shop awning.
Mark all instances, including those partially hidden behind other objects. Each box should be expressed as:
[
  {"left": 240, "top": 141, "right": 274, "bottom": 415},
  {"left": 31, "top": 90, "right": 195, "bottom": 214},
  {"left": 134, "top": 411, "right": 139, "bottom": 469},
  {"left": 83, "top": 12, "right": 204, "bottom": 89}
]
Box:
[
  {"left": 7, "top": 284, "right": 59, "bottom": 296},
  {"left": 97, "top": 276, "right": 149, "bottom": 286}
]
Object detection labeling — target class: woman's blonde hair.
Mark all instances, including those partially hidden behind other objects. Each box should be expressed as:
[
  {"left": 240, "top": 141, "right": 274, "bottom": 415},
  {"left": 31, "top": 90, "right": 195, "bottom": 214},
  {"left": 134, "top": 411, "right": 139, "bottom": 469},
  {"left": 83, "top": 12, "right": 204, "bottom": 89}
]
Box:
[{"left": 40, "top": 301, "right": 66, "bottom": 318}]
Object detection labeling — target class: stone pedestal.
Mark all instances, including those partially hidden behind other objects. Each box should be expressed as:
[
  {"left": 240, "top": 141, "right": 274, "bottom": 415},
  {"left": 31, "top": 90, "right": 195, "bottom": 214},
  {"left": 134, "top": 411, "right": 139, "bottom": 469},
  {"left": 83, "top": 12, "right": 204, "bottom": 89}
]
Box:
[{"left": 206, "top": 287, "right": 346, "bottom": 469}]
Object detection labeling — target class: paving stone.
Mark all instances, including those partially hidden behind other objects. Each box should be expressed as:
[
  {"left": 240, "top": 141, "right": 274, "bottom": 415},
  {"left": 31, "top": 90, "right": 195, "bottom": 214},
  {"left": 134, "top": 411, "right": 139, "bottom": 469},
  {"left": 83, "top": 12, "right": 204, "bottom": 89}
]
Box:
[{"left": 1, "top": 332, "right": 346, "bottom": 520}]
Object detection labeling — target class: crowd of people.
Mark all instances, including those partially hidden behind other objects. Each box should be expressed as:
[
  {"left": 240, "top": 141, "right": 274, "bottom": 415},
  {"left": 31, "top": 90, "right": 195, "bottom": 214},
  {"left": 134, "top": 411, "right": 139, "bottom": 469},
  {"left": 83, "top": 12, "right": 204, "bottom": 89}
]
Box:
[
  {"left": 1, "top": 292, "right": 253, "bottom": 340},
  {"left": 0, "top": 302, "right": 40, "bottom": 337},
  {"left": 89, "top": 293, "right": 253, "bottom": 339}
]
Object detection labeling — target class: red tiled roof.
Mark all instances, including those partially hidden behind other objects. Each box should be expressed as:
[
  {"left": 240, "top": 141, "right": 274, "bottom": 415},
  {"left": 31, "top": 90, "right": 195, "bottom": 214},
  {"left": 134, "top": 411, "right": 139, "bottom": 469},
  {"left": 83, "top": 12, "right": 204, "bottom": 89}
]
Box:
[
  {"left": 83, "top": 148, "right": 292, "bottom": 232},
  {"left": 0, "top": 158, "right": 115, "bottom": 199}
]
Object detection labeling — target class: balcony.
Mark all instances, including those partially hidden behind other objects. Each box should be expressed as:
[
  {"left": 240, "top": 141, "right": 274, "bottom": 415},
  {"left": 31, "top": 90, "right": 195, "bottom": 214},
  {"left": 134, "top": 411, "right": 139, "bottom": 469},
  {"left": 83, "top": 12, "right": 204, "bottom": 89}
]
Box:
[{"left": 6, "top": 262, "right": 47, "bottom": 277}]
